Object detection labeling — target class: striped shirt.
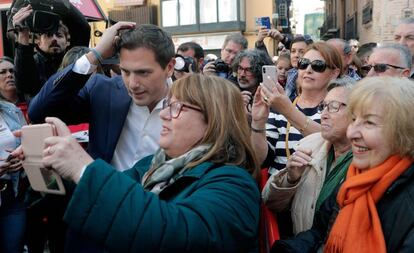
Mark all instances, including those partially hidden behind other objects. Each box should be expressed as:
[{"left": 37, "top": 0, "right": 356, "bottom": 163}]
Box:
[{"left": 264, "top": 104, "right": 321, "bottom": 175}]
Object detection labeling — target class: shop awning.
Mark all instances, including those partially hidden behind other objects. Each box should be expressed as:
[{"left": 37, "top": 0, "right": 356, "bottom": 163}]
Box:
[{"left": 69, "top": 0, "right": 106, "bottom": 21}]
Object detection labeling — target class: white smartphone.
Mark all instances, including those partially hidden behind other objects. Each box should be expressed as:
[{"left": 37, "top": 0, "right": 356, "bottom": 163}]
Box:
[
  {"left": 21, "top": 124, "right": 66, "bottom": 195},
  {"left": 262, "top": 65, "right": 278, "bottom": 91}
]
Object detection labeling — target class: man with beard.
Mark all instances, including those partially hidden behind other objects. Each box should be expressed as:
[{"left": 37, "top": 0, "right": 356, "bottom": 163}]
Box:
[
  {"left": 12, "top": 4, "right": 70, "bottom": 101},
  {"left": 231, "top": 49, "right": 273, "bottom": 114}
]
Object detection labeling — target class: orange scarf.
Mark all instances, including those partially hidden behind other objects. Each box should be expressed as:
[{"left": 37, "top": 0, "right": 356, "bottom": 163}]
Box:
[{"left": 324, "top": 155, "right": 413, "bottom": 253}]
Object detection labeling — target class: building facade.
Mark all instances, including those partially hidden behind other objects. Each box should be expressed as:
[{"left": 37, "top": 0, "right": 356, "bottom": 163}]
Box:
[
  {"left": 100, "top": 0, "right": 293, "bottom": 57},
  {"left": 321, "top": 0, "right": 414, "bottom": 44}
]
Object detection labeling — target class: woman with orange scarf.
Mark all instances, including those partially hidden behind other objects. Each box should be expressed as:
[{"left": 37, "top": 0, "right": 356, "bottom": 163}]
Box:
[{"left": 271, "top": 76, "right": 414, "bottom": 253}]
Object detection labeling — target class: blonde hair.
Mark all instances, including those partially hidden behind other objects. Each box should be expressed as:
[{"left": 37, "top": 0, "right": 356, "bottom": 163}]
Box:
[
  {"left": 170, "top": 74, "right": 259, "bottom": 178},
  {"left": 348, "top": 77, "right": 414, "bottom": 158}
]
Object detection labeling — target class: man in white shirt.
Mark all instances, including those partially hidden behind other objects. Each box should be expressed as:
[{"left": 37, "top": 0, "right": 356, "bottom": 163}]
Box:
[{"left": 28, "top": 22, "right": 175, "bottom": 171}]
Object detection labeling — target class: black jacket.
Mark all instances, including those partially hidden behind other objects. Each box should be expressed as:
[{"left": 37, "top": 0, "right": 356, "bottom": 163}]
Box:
[
  {"left": 14, "top": 43, "right": 63, "bottom": 100},
  {"left": 272, "top": 163, "right": 414, "bottom": 253}
]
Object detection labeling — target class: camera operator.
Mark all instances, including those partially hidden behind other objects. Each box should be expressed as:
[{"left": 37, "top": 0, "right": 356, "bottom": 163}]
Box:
[
  {"left": 173, "top": 41, "right": 204, "bottom": 80},
  {"left": 12, "top": 4, "right": 70, "bottom": 102},
  {"left": 203, "top": 33, "right": 247, "bottom": 83}
]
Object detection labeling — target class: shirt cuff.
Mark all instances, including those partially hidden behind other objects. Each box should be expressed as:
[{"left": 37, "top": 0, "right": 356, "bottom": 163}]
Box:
[
  {"left": 78, "top": 165, "right": 88, "bottom": 179},
  {"left": 73, "top": 55, "right": 98, "bottom": 75}
]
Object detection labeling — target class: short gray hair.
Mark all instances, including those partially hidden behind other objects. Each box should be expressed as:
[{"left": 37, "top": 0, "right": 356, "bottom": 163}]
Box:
[
  {"left": 327, "top": 38, "right": 352, "bottom": 55},
  {"left": 373, "top": 43, "right": 412, "bottom": 69},
  {"left": 327, "top": 76, "right": 356, "bottom": 91},
  {"left": 222, "top": 33, "right": 248, "bottom": 50}
]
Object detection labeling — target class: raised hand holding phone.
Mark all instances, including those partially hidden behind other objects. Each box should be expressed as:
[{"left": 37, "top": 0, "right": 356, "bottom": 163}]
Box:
[
  {"left": 21, "top": 123, "right": 66, "bottom": 195},
  {"left": 262, "top": 65, "right": 278, "bottom": 91}
]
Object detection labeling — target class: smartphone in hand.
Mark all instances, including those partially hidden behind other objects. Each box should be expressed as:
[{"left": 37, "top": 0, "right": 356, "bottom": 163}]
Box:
[
  {"left": 21, "top": 124, "right": 65, "bottom": 195},
  {"left": 262, "top": 65, "right": 278, "bottom": 91},
  {"left": 255, "top": 16, "right": 271, "bottom": 29}
]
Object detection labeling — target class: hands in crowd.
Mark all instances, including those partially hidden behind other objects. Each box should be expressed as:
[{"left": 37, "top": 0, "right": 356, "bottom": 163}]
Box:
[
  {"left": 90, "top": 21, "right": 136, "bottom": 63},
  {"left": 10, "top": 118, "right": 93, "bottom": 184},
  {"left": 251, "top": 86, "right": 270, "bottom": 129},
  {"left": 41, "top": 117, "right": 93, "bottom": 183},
  {"left": 286, "top": 149, "right": 312, "bottom": 184},
  {"left": 202, "top": 61, "right": 216, "bottom": 75},
  {"left": 257, "top": 26, "right": 284, "bottom": 43},
  {"left": 12, "top": 5, "right": 33, "bottom": 44},
  {"left": 0, "top": 151, "right": 23, "bottom": 177}
]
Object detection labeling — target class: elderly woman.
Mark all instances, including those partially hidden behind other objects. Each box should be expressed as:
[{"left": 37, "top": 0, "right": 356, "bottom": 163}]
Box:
[
  {"left": 251, "top": 41, "right": 343, "bottom": 174},
  {"left": 31, "top": 74, "right": 260, "bottom": 253},
  {"left": 272, "top": 76, "right": 414, "bottom": 253},
  {"left": 0, "top": 96, "right": 26, "bottom": 252},
  {"left": 262, "top": 76, "right": 355, "bottom": 235}
]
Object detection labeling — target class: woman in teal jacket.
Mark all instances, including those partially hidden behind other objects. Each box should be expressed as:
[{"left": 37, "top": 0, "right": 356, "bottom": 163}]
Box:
[{"left": 38, "top": 74, "right": 261, "bottom": 253}]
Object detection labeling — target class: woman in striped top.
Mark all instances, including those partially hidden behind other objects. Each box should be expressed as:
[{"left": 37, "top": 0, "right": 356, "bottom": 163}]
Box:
[{"left": 251, "top": 41, "right": 344, "bottom": 174}]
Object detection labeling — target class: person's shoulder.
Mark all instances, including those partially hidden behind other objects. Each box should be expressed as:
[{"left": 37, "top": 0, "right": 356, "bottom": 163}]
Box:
[
  {"left": 0, "top": 100, "right": 18, "bottom": 111},
  {"left": 198, "top": 162, "right": 257, "bottom": 184}
]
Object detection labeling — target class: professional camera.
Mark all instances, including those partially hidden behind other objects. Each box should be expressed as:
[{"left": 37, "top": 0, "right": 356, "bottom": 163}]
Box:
[
  {"left": 10, "top": 0, "right": 71, "bottom": 34},
  {"left": 174, "top": 54, "right": 196, "bottom": 73},
  {"left": 214, "top": 59, "right": 229, "bottom": 77}
]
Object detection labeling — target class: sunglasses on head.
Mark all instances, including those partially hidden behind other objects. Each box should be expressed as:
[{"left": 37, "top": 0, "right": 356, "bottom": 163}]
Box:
[
  {"left": 361, "top": 63, "right": 406, "bottom": 73},
  {"left": 297, "top": 58, "right": 329, "bottom": 73}
]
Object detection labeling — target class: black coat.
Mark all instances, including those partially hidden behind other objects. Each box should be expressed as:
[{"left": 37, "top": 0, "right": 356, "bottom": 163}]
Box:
[{"left": 272, "top": 163, "right": 414, "bottom": 253}]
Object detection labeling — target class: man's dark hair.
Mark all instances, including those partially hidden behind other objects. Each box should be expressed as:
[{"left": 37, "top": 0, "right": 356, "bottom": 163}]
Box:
[
  {"left": 116, "top": 24, "right": 175, "bottom": 69},
  {"left": 232, "top": 49, "right": 273, "bottom": 83},
  {"left": 177, "top": 41, "right": 204, "bottom": 60},
  {"left": 289, "top": 35, "right": 313, "bottom": 50}
]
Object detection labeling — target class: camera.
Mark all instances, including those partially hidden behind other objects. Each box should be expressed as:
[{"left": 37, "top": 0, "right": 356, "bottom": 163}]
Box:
[
  {"left": 174, "top": 54, "right": 196, "bottom": 73},
  {"left": 11, "top": 0, "right": 70, "bottom": 34},
  {"left": 214, "top": 59, "right": 230, "bottom": 77}
]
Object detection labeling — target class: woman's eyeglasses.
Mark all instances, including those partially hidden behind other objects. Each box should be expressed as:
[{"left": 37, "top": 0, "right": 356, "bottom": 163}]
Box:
[
  {"left": 317, "top": 100, "right": 347, "bottom": 113},
  {"left": 162, "top": 100, "right": 203, "bottom": 119},
  {"left": 298, "top": 58, "right": 329, "bottom": 73},
  {"left": 360, "top": 63, "right": 406, "bottom": 73}
]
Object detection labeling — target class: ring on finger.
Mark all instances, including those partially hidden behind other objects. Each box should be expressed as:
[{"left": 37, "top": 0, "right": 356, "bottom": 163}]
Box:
[
  {"left": 46, "top": 146, "right": 53, "bottom": 156},
  {"left": 263, "top": 96, "right": 269, "bottom": 103}
]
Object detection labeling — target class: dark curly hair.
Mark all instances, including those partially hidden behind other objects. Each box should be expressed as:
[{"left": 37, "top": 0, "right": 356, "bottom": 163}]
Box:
[{"left": 231, "top": 49, "right": 273, "bottom": 83}]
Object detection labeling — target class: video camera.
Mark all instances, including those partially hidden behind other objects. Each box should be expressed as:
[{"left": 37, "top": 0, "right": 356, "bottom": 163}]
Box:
[
  {"left": 7, "top": 0, "right": 91, "bottom": 47},
  {"left": 9, "top": 0, "right": 71, "bottom": 34}
]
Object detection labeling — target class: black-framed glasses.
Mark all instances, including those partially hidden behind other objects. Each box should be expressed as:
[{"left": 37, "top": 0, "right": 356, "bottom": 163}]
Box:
[
  {"left": 361, "top": 63, "right": 406, "bottom": 73},
  {"left": 237, "top": 65, "right": 254, "bottom": 76},
  {"left": 162, "top": 99, "right": 203, "bottom": 119},
  {"left": 317, "top": 100, "right": 347, "bottom": 113},
  {"left": 298, "top": 58, "right": 329, "bottom": 73},
  {"left": 0, "top": 68, "right": 14, "bottom": 75}
]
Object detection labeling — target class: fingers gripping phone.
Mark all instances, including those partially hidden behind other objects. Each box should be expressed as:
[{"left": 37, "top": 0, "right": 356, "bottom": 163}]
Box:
[
  {"left": 21, "top": 124, "right": 65, "bottom": 195},
  {"left": 262, "top": 65, "right": 278, "bottom": 91}
]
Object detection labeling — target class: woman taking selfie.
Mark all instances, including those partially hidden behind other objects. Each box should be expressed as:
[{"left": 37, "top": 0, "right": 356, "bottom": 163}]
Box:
[
  {"left": 251, "top": 41, "right": 343, "bottom": 174},
  {"left": 272, "top": 76, "right": 414, "bottom": 253},
  {"left": 31, "top": 74, "right": 260, "bottom": 253}
]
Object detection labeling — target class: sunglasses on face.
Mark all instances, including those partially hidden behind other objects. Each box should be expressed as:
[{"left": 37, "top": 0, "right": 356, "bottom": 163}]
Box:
[
  {"left": 361, "top": 63, "right": 406, "bottom": 73},
  {"left": 297, "top": 58, "right": 329, "bottom": 73}
]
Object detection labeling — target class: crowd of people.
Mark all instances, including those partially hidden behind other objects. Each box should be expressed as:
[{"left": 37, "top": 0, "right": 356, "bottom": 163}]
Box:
[{"left": 0, "top": 3, "right": 414, "bottom": 252}]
